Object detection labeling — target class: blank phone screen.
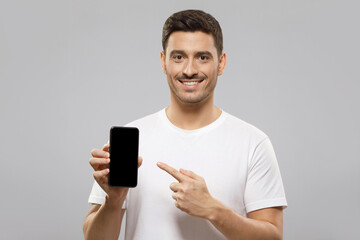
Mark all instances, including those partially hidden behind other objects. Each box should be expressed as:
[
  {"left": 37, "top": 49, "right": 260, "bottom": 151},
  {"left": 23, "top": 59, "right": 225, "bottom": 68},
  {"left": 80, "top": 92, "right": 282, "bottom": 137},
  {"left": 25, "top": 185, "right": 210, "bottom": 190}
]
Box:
[{"left": 109, "top": 126, "right": 139, "bottom": 187}]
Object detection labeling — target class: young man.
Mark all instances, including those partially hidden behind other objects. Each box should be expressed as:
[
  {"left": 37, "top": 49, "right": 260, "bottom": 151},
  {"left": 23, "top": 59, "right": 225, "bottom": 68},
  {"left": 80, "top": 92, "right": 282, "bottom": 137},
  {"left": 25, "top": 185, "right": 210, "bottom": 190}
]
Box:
[{"left": 84, "top": 9, "right": 287, "bottom": 240}]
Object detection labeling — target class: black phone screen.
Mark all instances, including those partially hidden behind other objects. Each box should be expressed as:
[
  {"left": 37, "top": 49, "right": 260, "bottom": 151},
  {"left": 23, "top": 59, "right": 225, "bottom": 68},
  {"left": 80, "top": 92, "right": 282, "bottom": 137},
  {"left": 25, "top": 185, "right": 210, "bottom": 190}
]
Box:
[{"left": 109, "top": 126, "right": 139, "bottom": 187}]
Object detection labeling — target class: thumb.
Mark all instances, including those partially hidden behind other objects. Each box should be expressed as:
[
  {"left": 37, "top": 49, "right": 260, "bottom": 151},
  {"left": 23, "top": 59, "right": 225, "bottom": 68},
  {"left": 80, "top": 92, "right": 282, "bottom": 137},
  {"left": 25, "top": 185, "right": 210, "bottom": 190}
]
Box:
[
  {"left": 179, "top": 168, "right": 198, "bottom": 179},
  {"left": 138, "top": 156, "right": 143, "bottom": 168},
  {"left": 102, "top": 142, "right": 110, "bottom": 152}
]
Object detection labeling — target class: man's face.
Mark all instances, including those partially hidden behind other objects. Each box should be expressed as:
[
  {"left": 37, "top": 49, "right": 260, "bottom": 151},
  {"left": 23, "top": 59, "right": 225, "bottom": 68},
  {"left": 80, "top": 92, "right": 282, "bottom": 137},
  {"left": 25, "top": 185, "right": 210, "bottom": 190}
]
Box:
[{"left": 161, "top": 31, "right": 226, "bottom": 104}]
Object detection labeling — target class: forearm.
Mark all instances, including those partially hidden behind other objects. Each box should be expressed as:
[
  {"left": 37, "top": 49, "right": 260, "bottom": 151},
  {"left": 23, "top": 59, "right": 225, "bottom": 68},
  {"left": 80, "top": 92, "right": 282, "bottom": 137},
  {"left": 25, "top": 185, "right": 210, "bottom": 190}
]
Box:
[
  {"left": 84, "top": 196, "right": 125, "bottom": 240},
  {"left": 208, "top": 201, "right": 282, "bottom": 240}
]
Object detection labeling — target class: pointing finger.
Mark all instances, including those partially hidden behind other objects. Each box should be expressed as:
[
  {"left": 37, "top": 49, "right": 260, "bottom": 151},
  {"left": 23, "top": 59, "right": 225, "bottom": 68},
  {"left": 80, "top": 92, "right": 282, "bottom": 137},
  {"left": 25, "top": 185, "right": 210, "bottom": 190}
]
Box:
[
  {"left": 179, "top": 168, "right": 201, "bottom": 180},
  {"left": 157, "top": 162, "right": 185, "bottom": 182}
]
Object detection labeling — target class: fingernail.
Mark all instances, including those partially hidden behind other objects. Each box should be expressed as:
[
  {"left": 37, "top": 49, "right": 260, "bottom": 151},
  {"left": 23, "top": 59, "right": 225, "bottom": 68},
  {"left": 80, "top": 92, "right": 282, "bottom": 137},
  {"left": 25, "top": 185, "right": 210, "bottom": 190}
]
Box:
[
  {"left": 104, "top": 152, "right": 110, "bottom": 158},
  {"left": 157, "top": 162, "right": 162, "bottom": 167}
]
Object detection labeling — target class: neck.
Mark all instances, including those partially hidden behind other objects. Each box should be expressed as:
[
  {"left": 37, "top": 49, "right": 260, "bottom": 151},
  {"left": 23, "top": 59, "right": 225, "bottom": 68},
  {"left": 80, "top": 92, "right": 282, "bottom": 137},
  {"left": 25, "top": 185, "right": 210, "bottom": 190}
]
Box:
[{"left": 165, "top": 92, "right": 222, "bottom": 130}]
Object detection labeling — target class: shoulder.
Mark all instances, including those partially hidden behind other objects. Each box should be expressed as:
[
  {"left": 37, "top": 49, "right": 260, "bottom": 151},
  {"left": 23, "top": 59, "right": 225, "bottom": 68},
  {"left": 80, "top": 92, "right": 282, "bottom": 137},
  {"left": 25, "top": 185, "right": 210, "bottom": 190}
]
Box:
[
  {"left": 124, "top": 109, "right": 163, "bottom": 130},
  {"left": 222, "top": 111, "right": 269, "bottom": 144}
]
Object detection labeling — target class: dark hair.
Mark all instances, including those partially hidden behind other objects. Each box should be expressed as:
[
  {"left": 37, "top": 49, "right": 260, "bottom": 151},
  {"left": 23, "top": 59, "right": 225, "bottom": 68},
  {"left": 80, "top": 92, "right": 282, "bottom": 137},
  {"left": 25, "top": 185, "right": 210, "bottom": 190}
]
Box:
[{"left": 162, "top": 9, "right": 223, "bottom": 56}]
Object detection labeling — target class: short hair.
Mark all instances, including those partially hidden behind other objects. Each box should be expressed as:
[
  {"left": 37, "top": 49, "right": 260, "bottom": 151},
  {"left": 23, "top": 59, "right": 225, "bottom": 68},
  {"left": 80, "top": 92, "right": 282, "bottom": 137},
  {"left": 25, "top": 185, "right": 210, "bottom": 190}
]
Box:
[{"left": 162, "top": 9, "right": 223, "bottom": 56}]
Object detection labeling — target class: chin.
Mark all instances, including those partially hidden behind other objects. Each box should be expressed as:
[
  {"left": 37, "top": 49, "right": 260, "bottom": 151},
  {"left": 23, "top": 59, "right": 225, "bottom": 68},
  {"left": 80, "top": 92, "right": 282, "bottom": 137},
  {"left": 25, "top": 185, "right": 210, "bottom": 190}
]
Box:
[{"left": 177, "top": 93, "right": 212, "bottom": 105}]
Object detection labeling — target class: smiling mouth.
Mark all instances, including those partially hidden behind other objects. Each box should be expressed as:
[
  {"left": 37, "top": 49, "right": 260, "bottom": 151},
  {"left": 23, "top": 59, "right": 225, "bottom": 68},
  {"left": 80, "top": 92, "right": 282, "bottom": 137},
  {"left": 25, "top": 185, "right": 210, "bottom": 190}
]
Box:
[{"left": 178, "top": 80, "right": 204, "bottom": 86}]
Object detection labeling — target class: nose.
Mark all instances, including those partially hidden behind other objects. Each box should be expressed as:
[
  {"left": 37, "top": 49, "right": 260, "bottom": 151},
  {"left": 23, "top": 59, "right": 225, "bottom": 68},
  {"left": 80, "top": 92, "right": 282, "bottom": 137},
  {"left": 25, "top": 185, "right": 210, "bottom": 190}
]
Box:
[{"left": 183, "top": 59, "right": 198, "bottom": 77}]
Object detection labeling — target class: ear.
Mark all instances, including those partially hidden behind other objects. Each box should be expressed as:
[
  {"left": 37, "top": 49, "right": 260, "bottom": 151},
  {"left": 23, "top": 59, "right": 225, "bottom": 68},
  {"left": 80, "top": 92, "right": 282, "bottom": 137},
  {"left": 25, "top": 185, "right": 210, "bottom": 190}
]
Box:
[
  {"left": 217, "top": 53, "right": 227, "bottom": 76},
  {"left": 160, "top": 51, "right": 167, "bottom": 74}
]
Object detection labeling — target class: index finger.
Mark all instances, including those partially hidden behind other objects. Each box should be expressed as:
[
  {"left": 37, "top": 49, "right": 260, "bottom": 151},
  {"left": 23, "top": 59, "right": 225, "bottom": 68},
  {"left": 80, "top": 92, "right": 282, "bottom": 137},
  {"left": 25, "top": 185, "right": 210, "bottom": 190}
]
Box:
[
  {"left": 157, "top": 162, "right": 185, "bottom": 182},
  {"left": 102, "top": 142, "right": 110, "bottom": 152}
]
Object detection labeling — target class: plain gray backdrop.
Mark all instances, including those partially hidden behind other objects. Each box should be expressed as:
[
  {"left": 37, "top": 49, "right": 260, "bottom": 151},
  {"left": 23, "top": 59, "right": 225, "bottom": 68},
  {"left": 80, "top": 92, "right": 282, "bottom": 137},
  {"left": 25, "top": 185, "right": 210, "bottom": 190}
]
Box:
[{"left": 1, "top": 0, "right": 359, "bottom": 239}]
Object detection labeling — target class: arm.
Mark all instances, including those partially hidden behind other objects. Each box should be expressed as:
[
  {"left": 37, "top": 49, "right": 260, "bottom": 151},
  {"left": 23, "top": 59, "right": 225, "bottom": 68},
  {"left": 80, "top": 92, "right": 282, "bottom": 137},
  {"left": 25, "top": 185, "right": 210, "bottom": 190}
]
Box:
[
  {"left": 83, "top": 143, "right": 143, "bottom": 240},
  {"left": 157, "top": 162, "right": 283, "bottom": 240},
  {"left": 83, "top": 199, "right": 126, "bottom": 240},
  {"left": 208, "top": 203, "right": 283, "bottom": 240}
]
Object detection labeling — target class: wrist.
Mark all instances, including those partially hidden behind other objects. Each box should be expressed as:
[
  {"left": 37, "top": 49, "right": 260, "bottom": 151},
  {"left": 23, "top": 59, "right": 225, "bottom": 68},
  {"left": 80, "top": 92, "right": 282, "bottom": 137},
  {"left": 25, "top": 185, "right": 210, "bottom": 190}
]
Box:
[
  {"left": 105, "top": 194, "right": 125, "bottom": 209},
  {"left": 206, "top": 198, "right": 230, "bottom": 223}
]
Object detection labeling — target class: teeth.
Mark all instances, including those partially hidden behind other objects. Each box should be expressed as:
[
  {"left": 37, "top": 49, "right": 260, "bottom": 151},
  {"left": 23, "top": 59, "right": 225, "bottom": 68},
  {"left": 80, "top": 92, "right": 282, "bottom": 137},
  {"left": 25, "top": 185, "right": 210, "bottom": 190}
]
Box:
[{"left": 182, "top": 81, "right": 199, "bottom": 86}]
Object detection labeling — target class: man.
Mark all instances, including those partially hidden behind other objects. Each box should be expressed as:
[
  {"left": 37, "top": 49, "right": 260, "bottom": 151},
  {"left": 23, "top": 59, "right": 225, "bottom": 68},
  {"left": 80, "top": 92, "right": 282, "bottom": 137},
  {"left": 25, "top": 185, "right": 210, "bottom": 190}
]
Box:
[{"left": 83, "top": 9, "right": 287, "bottom": 240}]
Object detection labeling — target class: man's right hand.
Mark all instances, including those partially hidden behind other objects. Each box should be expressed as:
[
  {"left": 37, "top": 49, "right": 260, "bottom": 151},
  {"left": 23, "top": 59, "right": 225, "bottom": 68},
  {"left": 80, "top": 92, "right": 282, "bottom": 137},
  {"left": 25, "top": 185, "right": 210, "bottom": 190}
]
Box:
[{"left": 89, "top": 143, "right": 143, "bottom": 205}]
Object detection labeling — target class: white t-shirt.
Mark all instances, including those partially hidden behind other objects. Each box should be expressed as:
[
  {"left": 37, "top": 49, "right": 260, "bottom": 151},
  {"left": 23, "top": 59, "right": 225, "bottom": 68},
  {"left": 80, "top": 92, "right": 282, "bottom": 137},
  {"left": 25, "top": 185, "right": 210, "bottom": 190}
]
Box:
[{"left": 88, "top": 108, "right": 287, "bottom": 240}]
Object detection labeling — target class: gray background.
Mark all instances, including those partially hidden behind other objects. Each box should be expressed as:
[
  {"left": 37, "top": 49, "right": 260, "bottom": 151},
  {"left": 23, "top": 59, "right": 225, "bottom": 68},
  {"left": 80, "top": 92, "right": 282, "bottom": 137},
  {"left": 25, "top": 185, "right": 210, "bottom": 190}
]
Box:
[{"left": 1, "top": 0, "right": 359, "bottom": 239}]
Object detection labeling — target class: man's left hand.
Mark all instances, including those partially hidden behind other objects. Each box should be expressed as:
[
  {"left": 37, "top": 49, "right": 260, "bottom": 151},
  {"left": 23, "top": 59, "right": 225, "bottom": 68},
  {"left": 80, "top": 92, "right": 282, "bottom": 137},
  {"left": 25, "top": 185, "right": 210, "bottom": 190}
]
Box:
[{"left": 157, "top": 161, "right": 220, "bottom": 219}]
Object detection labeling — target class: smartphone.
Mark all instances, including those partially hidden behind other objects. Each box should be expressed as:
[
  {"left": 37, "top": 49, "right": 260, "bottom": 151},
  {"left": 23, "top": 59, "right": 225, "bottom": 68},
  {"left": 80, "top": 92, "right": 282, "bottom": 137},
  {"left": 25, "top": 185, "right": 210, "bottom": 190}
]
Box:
[{"left": 109, "top": 126, "right": 139, "bottom": 187}]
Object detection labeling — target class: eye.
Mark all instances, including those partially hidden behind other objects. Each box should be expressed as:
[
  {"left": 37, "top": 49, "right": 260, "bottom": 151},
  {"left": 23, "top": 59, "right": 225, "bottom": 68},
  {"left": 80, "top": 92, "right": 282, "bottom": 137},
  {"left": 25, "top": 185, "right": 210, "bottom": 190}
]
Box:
[
  {"left": 199, "top": 55, "right": 208, "bottom": 61},
  {"left": 173, "top": 55, "right": 183, "bottom": 61}
]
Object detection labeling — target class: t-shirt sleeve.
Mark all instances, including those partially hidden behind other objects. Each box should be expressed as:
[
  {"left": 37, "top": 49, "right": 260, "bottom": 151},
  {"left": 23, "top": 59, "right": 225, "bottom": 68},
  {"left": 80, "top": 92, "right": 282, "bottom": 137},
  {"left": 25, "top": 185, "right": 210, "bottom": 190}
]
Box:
[
  {"left": 88, "top": 180, "right": 127, "bottom": 209},
  {"left": 244, "top": 137, "right": 287, "bottom": 213}
]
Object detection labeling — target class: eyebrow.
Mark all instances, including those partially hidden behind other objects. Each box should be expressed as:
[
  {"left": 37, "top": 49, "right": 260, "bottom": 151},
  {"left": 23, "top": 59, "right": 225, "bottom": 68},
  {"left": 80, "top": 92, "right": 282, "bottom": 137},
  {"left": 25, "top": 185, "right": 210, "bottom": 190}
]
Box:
[
  {"left": 169, "top": 50, "right": 214, "bottom": 58},
  {"left": 195, "top": 51, "right": 213, "bottom": 57},
  {"left": 169, "top": 50, "right": 185, "bottom": 56}
]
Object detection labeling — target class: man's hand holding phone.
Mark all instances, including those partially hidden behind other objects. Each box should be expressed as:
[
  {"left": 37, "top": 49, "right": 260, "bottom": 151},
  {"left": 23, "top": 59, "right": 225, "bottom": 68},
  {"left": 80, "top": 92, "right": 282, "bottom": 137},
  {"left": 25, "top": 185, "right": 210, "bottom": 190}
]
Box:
[{"left": 89, "top": 143, "right": 143, "bottom": 206}]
